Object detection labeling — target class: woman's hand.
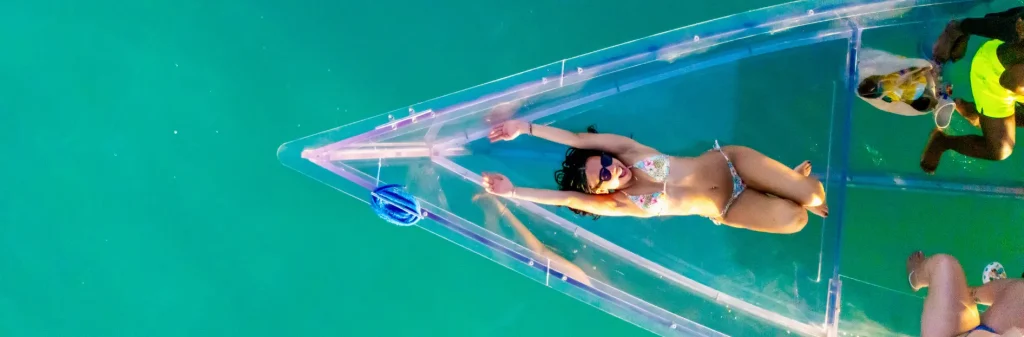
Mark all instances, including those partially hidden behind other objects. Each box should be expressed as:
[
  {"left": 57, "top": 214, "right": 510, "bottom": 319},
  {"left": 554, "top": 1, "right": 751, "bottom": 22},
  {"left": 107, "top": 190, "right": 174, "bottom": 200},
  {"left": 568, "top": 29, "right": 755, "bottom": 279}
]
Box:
[
  {"left": 488, "top": 120, "right": 530, "bottom": 142},
  {"left": 482, "top": 173, "right": 515, "bottom": 197}
]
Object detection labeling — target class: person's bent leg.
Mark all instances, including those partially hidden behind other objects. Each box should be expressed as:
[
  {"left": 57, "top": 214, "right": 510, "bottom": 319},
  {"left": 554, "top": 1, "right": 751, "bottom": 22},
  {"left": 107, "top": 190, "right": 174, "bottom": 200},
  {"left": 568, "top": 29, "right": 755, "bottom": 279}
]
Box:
[
  {"left": 716, "top": 190, "right": 808, "bottom": 234},
  {"left": 957, "top": 99, "right": 982, "bottom": 128},
  {"left": 922, "top": 113, "right": 1015, "bottom": 173},
  {"left": 978, "top": 280, "right": 1024, "bottom": 334},
  {"left": 722, "top": 146, "right": 827, "bottom": 214},
  {"left": 906, "top": 252, "right": 981, "bottom": 337},
  {"left": 945, "top": 113, "right": 1016, "bottom": 160}
]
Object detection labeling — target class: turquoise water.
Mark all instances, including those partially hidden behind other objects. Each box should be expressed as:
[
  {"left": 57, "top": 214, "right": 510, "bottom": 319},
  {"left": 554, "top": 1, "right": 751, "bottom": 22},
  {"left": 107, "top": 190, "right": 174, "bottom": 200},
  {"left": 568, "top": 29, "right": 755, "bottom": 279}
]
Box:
[
  {"left": 2, "top": 0, "right": 788, "bottom": 336},
  {"left": 9, "top": 0, "right": 1024, "bottom": 336}
]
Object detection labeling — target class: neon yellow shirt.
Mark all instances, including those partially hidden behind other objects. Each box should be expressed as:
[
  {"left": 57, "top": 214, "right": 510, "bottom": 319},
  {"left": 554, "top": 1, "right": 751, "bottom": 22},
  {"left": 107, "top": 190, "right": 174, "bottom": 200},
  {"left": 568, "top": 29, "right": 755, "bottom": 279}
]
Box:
[{"left": 971, "top": 40, "right": 1024, "bottom": 118}]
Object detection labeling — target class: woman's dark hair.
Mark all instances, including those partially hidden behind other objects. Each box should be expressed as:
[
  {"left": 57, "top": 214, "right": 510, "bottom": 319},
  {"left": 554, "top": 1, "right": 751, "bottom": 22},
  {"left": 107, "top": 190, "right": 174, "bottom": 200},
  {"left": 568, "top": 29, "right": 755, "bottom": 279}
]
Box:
[
  {"left": 553, "top": 125, "right": 610, "bottom": 220},
  {"left": 858, "top": 77, "right": 883, "bottom": 99}
]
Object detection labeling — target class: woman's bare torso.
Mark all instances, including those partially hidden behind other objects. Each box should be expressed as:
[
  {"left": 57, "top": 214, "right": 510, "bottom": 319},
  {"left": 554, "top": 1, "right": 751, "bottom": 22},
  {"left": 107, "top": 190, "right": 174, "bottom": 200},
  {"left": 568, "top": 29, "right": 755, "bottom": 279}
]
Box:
[{"left": 616, "top": 150, "right": 736, "bottom": 217}]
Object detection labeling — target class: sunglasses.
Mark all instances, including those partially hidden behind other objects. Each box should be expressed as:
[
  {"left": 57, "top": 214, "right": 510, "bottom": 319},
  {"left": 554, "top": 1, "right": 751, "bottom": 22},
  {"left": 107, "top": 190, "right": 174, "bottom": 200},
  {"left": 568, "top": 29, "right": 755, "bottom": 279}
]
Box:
[
  {"left": 585, "top": 152, "right": 614, "bottom": 190},
  {"left": 598, "top": 153, "right": 614, "bottom": 182}
]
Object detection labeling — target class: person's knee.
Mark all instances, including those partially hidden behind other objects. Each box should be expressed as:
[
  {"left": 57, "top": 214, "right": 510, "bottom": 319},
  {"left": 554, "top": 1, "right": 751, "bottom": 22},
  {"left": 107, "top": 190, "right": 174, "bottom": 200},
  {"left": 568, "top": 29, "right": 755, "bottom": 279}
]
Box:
[
  {"left": 775, "top": 206, "right": 808, "bottom": 234},
  {"left": 804, "top": 180, "right": 826, "bottom": 205},
  {"left": 928, "top": 254, "right": 964, "bottom": 275},
  {"left": 993, "top": 140, "right": 1014, "bottom": 160},
  {"left": 955, "top": 98, "right": 974, "bottom": 111}
]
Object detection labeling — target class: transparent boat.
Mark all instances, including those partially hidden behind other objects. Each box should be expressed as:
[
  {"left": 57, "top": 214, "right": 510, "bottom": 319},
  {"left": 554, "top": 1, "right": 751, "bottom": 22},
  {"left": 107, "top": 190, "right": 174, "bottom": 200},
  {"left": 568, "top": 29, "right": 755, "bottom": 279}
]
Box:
[{"left": 278, "top": 1, "right": 1022, "bottom": 335}]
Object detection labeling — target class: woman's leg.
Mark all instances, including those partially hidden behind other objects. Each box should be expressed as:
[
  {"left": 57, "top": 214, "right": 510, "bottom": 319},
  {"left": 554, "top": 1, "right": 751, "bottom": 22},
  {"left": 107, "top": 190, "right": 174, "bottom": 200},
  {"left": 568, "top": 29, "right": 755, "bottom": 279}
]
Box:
[
  {"left": 722, "top": 146, "right": 827, "bottom": 215},
  {"left": 906, "top": 252, "right": 982, "bottom": 337},
  {"left": 717, "top": 190, "right": 808, "bottom": 234},
  {"left": 921, "top": 112, "right": 1016, "bottom": 173},
  {"left": 977, "top": 280, "right": 1024, "bottom": 334}
]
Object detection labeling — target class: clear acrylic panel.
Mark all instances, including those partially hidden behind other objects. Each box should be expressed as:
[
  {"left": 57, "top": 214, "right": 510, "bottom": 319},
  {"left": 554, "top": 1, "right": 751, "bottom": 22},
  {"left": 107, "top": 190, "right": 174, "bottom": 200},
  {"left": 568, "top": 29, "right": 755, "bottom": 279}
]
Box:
[
  {"left": 447, "top": 24, "right": 849, "bottom": 334},
  {"left": 852, "top": 1, "right": 1024, "bottom": 186},
  {"left": 838, "top": 189, "right": 1024, "bottom": 337},
  {"left": 278, "top": 1, "right": 994, "bottom": 336}
]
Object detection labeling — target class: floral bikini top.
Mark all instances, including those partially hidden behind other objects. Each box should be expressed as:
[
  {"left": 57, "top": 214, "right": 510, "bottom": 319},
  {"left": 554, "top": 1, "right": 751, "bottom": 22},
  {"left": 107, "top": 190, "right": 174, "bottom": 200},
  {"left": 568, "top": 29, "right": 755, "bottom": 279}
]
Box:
[{"left": 625, "top": 155, "right": 670, "bottom": 215}]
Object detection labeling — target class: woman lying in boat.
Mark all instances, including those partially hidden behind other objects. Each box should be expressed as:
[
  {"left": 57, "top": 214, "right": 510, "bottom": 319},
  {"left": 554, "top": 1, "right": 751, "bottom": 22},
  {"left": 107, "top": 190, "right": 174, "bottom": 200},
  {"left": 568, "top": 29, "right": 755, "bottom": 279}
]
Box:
[{"left": 481, "top": 120, "right": 828, "bottom": 234}]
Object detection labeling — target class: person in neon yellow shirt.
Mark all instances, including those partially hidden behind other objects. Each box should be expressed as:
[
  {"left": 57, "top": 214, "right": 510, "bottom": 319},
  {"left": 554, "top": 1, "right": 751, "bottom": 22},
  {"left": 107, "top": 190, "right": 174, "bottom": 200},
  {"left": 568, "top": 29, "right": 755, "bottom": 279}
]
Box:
[{"left": 922, "top": 8, "right": 1024, "bottom": 174}]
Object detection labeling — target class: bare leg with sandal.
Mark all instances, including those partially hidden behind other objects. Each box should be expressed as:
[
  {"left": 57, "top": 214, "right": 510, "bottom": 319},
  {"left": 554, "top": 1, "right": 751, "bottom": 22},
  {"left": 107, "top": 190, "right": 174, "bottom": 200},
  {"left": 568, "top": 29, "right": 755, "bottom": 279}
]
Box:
[{"left": 907, "top": 251, "right": 1024, "bottom": 337}]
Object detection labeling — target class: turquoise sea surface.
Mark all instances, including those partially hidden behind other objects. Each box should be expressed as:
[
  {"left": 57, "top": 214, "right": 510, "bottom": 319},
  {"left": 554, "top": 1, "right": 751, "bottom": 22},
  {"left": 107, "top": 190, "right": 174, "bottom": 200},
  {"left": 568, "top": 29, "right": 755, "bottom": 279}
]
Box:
[{"left": 7, "top": 0, "right": 1024, "bottom": 336}]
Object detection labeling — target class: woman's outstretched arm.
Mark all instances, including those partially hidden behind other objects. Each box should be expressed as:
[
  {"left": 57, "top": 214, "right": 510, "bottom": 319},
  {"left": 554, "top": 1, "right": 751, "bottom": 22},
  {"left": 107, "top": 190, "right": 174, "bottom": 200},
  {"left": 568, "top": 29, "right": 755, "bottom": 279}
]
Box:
[
  {"left": 489, "top": 120, "right": 647, "bottom": 155},
  {"left": 481, "top": 173, "right": 648, "bottom": 217}
]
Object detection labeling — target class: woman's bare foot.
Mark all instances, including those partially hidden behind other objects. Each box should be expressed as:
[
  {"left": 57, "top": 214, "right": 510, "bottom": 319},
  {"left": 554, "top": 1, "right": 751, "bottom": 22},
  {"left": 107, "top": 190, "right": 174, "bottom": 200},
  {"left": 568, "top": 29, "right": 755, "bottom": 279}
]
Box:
[
  {"left": 794, "top": 160, "right": 811, "bottom": 176},
  {"left": 921, "top": 128, "right": 947, "bottom": 175},
  {"left": 806, "top": 203, "right": 828, "bottom": 218},
  {"left": 793, "top": 161, "right": 827, "bottom": 217},
  {"left": 907, "top": 251, "right": 926, "bottom": 291}
]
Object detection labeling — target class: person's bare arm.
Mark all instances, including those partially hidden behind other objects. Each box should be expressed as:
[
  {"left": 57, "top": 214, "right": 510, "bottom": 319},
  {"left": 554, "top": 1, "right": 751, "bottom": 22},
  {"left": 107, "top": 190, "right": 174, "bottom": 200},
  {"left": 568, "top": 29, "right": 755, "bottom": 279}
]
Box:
[
  {"left": 489, "top": 120, "right": 648, "bottom": 155},
  {"left": 509, "top": 187, "right": 648, "bottom": 218},
  {"left": 1001, "top": 64, "right": 1024, "bottom": 95},
  {"left": 482, "top": 173, "right": 648, "bottom": 218},
  {"left": 531, "top": 124, "right": 644, "bottom": 154}
]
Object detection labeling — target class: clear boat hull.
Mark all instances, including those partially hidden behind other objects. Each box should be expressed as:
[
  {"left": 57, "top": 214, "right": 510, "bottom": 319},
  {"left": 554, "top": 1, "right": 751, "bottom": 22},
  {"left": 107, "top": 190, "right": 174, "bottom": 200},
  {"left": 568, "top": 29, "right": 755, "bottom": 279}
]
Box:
[{"left": 279, "top": 1, "right": 1017, "bottom": 335}]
